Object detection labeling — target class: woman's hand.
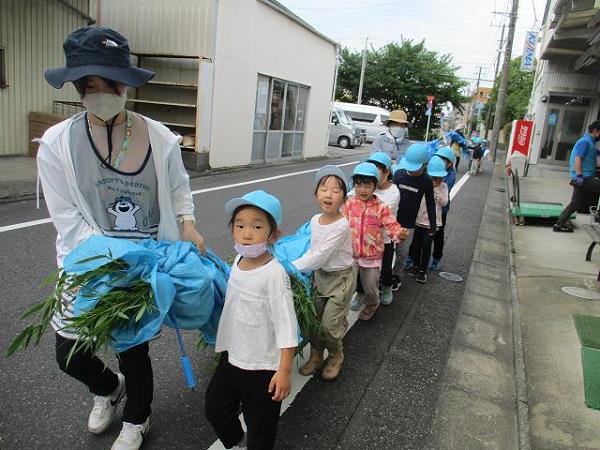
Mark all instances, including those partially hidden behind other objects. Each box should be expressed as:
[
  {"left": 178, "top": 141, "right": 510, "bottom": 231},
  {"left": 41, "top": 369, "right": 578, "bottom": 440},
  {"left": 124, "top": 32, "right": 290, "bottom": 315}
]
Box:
[{"left": 181, "top": 221, "right": 206, "bottom": 254}]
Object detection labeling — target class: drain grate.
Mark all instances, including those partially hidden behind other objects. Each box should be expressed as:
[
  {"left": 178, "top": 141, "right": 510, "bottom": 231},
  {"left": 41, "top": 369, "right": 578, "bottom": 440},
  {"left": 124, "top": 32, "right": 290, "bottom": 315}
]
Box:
[
  {"left": 561, "top": 286, "right": 600, "bottom": 300},
  {"left": 495, "top": 188, "right": 506, "bottom": 193}
]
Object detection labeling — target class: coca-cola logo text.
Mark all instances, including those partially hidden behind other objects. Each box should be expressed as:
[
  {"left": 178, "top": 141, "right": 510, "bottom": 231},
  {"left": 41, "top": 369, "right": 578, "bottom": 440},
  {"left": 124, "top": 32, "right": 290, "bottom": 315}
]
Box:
[{"left": 517, "top": 125, "right": 529, "bottom": 147}]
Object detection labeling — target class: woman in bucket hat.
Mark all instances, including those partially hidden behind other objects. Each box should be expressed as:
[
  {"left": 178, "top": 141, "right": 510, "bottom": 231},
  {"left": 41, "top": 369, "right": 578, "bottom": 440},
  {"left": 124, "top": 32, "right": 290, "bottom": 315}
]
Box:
[
  {"left": 37, "top": 26, "right": 205, "bottom": 450},
  {"left": 371, "top": 109, "right": 410, "bottom": 161}
]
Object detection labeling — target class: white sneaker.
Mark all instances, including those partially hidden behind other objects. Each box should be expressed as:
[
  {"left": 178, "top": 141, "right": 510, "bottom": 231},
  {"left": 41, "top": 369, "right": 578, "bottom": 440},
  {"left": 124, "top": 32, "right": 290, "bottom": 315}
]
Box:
[
  {"left": 111, "top": 418, "right": 149, "bottom": 450},
  {"left": 350, "top": 293, "right": 363, "bottom": 311},
  {"left": 88, "top": 373, "right": 126, "bottom": 434}
]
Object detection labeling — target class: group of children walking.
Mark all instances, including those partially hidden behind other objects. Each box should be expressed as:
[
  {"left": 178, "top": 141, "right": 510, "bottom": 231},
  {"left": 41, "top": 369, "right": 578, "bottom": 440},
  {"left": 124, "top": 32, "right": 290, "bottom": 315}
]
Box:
[{"left": 201, "top": 142, "right": 458, "bottom": 449}]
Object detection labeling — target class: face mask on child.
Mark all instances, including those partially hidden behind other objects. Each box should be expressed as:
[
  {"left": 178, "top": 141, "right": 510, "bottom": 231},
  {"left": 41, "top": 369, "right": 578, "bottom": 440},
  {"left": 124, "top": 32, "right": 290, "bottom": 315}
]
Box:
[
  {"left": 234, "top": 242, "right": 268, "bottom": 258},
  {"left": 390, "top": 126, "right": 406, "bottom": 139}
]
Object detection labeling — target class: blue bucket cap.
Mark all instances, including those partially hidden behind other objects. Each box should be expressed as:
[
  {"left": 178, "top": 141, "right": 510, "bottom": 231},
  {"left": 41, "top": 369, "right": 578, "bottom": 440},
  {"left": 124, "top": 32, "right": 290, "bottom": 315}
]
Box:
[
  {"left": 402, "top": 143, "right": 430, "bottom": 171},
  {"left": 391, "top": 163, "right": 402, "bottom": 175},
  {"left": 352, "top": 162, "right": 379, "bottom": 180},
  {"left": 434, "top": 146, "right": 456, "bottom": 164},
  {"left": 313, "top": 165, "right": 349, "bottom": 192},
  {"left": 225, "top": 190, "right": 283, "bottom": 226},
  {"left": 366, "top": 151, "right": 392, "bottom": 170},
  {"left": 471, "top": 136, "right": 482, "bottom": 144},
  {"left": 427, "top": 155, "right": 448, "bottom": 178}
]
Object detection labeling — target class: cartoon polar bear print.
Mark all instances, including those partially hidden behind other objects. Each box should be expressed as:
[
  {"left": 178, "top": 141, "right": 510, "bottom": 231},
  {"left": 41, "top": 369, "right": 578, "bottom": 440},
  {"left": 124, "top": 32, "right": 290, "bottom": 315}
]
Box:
[{"left": 107, "top": 196, "right": 141, "bottom": 231}]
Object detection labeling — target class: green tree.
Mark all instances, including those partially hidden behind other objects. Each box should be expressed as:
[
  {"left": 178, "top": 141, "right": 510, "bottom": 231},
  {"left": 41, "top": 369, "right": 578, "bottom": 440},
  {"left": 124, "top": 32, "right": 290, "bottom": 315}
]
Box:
[
  {"left": 335, "top": 39, "right": 469, "bottom": 138},
  {"left": 482, "top": 56, "right": 535, "bottom": 129}
]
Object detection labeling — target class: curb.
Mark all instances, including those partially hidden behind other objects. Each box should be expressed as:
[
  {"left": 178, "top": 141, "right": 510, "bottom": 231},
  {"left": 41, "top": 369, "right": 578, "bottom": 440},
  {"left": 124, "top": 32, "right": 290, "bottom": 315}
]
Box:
[{"left": 506, "top": 173, "right": 532, "bottom": 450}]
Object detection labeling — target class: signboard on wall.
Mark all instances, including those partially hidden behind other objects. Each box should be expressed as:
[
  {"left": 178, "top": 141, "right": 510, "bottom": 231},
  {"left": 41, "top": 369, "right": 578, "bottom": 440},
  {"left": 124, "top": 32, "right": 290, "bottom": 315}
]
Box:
[
  {"left": 508, "top": 120, "right": 535, "bottom": 158},
  {"left": 520, "top": 31, "right": 538, "bottom": 72}
]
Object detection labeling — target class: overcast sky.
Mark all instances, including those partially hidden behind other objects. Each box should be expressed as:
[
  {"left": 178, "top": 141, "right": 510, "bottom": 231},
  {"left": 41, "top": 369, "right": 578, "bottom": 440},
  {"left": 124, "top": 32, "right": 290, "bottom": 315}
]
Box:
[{"left": 281, "top": 0, "right": 547, "bottom": 91}]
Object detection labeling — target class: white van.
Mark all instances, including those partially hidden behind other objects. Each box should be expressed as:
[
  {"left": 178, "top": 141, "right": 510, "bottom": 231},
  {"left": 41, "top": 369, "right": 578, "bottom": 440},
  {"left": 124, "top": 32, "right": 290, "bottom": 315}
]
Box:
[
  {"left": 334, "top": 102, "right": 390, "bottom": 142},
  {"left": 328, "top": 107, "right": 362, "bottom": 148}
]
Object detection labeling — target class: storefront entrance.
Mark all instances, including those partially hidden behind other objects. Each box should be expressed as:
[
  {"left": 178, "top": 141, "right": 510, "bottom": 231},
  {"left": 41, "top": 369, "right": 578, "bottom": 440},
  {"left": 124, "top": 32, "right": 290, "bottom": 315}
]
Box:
[{"left": 539, "top": 95, "right": 590, "bottom": 165}]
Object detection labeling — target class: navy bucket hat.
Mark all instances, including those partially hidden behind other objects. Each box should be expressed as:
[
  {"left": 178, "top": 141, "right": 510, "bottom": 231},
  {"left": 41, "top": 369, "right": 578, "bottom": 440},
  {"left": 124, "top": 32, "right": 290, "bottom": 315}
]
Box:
[{"left": 44, "top": 27, "right": 155, "bottom": 89}]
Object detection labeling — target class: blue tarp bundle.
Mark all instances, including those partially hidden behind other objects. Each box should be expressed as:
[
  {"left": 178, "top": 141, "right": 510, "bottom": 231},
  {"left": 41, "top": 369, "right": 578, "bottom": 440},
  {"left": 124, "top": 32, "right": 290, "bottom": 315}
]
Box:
[
  {"left": 63, "top": 236, "right": 230, "bottom": 352},
  {"left": 271, "top": 221, "right": 312, "bottom": 290},
  {"left": 445, "top": 131, "right": 467, "bottom": 150}
]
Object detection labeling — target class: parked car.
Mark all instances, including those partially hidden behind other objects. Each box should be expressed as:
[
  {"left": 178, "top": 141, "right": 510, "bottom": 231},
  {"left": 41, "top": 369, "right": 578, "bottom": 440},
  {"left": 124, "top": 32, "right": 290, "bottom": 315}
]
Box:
[
  {"left": 329, "top": 107, "right": 362, "bottom": 148},
  {"left": 334, "top": 101, "right": 390, "bottom": 143}
]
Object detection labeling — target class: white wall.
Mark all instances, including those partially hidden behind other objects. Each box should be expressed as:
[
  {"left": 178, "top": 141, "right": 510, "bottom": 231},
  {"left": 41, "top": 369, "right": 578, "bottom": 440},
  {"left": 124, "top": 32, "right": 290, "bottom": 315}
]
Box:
[
  {"left": 527, "top": 60, "right": 600, "bottom": 163},
  {"left": 209, "top": 0, "right": 336, "bottom": 168}
]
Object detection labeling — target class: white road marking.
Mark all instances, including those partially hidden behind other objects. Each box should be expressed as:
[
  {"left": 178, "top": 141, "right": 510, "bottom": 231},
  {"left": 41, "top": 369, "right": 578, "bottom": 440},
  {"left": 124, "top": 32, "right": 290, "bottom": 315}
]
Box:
[
  {"left": 0, "top": 161, "right": 361, "bottom": 234},
  {"left": 449, "top": 173, "right": 470, "bottom": 201}
]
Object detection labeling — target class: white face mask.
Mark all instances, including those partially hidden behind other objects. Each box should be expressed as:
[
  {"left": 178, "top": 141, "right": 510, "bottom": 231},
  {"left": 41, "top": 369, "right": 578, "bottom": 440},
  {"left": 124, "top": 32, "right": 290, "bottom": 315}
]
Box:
[
  {"left": 390, "top": 126, "right": 406, "bottom": 139},
  {"left": 234, "top": 242, "right": 268, "bottom": 259},
  {"left": 82, "top": 91, "right": 127, "bottom": 122}
]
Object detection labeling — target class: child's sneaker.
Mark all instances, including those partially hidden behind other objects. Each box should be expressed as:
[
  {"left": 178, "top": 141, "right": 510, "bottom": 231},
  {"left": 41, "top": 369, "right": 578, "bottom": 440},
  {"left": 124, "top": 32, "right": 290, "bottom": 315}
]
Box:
[
  {"left": 403, "top": 257, "right": 414, "bottom": 270},
  {"left": 429, "top": 258, "right": 441, "bottom": 271},
  {"left": 416, "top": 271, "right": 428, "bottom": 283},
  {"left": 380, "top": 286, "right": 393, "bottom": 305},
  {"left": 350, "top": 293, "right": 363, "bottom": 311},
  {"left": 391, "top": 275, "right": 401, "bottom": 291},
  {"left": 111, "top": 418, "right": 149, "bottom": 450},
  {"left": 358, "top": 302, "right": 380, "bottom": 321},
  {"left": 88, "top": 373, "right": 126, "bottom": 434}
]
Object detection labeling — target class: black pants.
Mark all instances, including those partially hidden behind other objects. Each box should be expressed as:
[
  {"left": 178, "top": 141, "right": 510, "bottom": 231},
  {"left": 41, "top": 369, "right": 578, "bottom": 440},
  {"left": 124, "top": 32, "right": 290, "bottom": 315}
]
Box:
[
  {"left": 432, "top": 211, "right": 448, "bottom": 261},
  {"left": 455, "top": 155, "right": 461, "bottom": 172},
  {"left": 411, "top": 226, "right": 433, "bottom": 272},
  {"left": 55, "top": 333, "right": 153, "bottom": 424},
  {"left": 557, "top": 177, "right": 600, "bottom": 225},
  {"left": 205, "top": 353, "right": 282, "bottom": 450},
  {"left": 381, "top": 242, "right": 395, "bottom": 287}
]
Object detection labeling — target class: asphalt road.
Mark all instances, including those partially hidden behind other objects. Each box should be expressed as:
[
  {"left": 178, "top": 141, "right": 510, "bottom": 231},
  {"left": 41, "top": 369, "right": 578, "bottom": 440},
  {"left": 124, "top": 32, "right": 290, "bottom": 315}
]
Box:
[{"left": 0, "top": 152, "right": 491, "bottom": 449}]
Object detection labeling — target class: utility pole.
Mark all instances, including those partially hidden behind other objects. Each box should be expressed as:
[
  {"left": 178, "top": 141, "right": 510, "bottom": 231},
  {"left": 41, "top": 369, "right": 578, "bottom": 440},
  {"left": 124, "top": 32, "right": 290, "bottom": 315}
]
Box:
[
  {"left": 468, "top": 66, "right": 483, "bottom": 135},
  {"left": 485, "top": 23, "right": 506, "bottom": 139},
  {"left": 357, "top": 37, "right": 368, "bottom": 104},
  {"left": 490, "top": 0, "right": 518, "bottom": 162}
]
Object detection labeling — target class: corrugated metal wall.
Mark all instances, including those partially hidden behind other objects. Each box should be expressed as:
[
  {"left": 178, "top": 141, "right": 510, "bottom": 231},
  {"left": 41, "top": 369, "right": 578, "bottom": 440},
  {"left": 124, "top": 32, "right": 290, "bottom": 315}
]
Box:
[
  {"left": 98, "top": 0, "right": 214, "bottom": 57},
  {"left": 0, "top": 0, "right": 89, "bottom": 156}
]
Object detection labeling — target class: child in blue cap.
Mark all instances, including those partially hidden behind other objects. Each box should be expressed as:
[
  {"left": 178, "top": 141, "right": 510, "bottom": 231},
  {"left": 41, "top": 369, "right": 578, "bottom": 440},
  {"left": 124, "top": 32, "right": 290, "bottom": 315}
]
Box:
[
  {"left": 344, "top": 163, "right": 408, "bottom": 321},
  {"left": 205, "top": 190, "right": 298, "bottom": 450},
  {"left": 392, "top": 143, "right": 436, "bottom": 289},
  {"left": 292, "top": 166, "right": 355, "bottom": 381},
  {"left": 430, "top": 146, "right": 457, "bottom": 270},
  {"left": 409, "top": 156, "right": 449, "bottom": 283},
  {"left": 367, "top": 152, "right": 400, "bottom": 305}
]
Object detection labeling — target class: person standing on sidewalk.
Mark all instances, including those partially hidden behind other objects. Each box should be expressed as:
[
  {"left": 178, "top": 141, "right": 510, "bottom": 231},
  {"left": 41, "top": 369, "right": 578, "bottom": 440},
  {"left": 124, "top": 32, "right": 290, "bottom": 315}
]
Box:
[
  {"left": 372, "top": 109, "right": 410, "bottom": 161},
  {"left": 554, "top": 120, "right": 600, "bottom": 232},
  {"left": 292, "top": 166, "right": 355, "bottom": 381},
  {"left": 37, "top": 27, "right": 205, "bottom": 450}
]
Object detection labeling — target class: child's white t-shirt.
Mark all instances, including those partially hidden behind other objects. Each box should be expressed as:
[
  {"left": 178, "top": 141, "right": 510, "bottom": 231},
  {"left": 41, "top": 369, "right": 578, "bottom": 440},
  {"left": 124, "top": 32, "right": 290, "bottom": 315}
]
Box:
[
  {"left": 292, "top": 214, "right": 353, "bottom": 273},
  {"left": 215, "top": 255, "right": 299, "bottom": 371},
  {"left": 375, "top": 185, "right": 400, "bottom": 244}
]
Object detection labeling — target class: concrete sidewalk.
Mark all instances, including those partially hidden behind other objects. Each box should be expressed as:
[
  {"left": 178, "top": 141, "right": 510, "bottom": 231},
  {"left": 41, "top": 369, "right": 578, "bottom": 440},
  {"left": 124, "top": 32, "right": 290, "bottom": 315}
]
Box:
[{"left": 428, "top": 157, "right": 600, "bottom": 450}]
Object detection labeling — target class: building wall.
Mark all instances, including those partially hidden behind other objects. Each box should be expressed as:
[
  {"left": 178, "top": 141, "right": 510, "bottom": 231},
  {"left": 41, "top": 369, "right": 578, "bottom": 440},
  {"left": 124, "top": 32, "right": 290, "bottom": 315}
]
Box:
[
  {"left": 97, "top": 0, "right": 215, "bottom": 58},
  {"left": 0, "top": 0, "right": 89, "bottom": 156},
  {"left": 527, "top": 60, "right": 600, "bottom": 163},
  {"left": 209, "top": 0, "right": 337, "bottom": 168}
]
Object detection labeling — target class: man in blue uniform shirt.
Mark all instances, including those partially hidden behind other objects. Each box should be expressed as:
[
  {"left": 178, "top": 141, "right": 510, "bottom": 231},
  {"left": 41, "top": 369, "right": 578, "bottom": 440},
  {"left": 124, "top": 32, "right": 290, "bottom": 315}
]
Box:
[{"left": 554, "top": 121, "right": 600, "bottom": 232}]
